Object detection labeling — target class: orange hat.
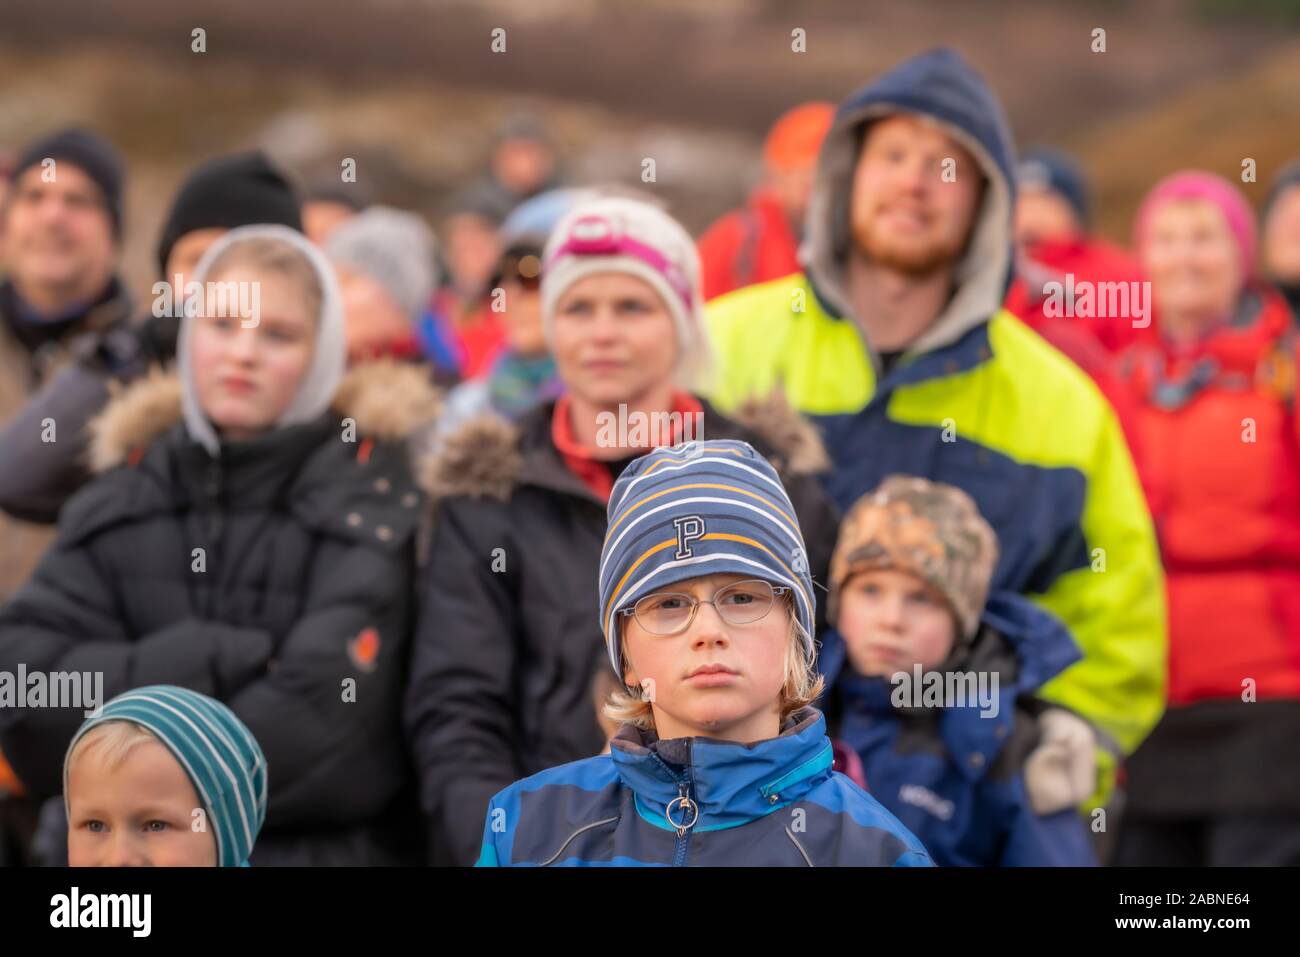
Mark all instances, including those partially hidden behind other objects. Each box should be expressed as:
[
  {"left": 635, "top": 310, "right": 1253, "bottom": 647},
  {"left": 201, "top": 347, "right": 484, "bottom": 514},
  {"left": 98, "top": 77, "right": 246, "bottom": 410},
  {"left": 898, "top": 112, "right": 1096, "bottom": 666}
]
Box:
[{"left": 763, "top": 102, "right": 835, "bottom": 174}]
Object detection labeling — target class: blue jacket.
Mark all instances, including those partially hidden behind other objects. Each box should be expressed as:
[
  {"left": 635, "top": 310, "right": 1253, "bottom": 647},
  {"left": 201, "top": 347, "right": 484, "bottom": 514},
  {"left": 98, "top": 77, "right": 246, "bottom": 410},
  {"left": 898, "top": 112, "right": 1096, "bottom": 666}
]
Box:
[
  {"left": 475, "top": 708, "right": 933, "bottom": 866},
  {"left": 819, "top": 592, "right": 1097, "bottom": 867}
]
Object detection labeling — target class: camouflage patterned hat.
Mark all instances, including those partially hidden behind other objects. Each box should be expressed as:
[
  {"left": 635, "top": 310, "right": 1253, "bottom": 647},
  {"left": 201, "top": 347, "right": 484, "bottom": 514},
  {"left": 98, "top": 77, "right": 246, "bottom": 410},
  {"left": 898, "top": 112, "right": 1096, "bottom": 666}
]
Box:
[{"left": 828, "top": 475, "right": 999, "bottom": 641}]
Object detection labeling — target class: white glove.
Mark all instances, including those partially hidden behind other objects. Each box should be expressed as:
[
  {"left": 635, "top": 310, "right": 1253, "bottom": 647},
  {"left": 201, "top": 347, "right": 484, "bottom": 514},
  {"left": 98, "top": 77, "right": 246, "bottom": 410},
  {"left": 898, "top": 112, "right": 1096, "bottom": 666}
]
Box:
[{"left": 1023, "top": 707, "right": 1098, "bottom": 815}]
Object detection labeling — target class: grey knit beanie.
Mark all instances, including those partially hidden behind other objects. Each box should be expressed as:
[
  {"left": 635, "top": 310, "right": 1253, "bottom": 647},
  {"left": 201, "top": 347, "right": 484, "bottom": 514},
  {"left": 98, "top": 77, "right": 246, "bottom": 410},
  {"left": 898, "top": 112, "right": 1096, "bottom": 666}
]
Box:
[{"left": 326, "top": 206, "right": 439, "bottom": 319}]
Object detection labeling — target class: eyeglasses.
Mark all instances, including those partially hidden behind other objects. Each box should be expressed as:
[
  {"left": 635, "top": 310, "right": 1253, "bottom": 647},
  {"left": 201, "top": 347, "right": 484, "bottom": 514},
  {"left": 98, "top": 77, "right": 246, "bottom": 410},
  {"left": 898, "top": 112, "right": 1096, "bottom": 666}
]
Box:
[{"left": 618, "top": 579, "right": 791, "bottom": 637}]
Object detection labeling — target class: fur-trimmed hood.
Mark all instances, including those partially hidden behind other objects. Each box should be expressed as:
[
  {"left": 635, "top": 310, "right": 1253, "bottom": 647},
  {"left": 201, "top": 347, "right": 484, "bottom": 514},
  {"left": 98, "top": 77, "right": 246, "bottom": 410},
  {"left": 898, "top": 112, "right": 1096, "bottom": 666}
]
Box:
[
  {"left": 88, "top": 359, "right": 441, "bottom": 474},
  {"left": 418, "top": 390, "right": 830, "bottom": 504}
]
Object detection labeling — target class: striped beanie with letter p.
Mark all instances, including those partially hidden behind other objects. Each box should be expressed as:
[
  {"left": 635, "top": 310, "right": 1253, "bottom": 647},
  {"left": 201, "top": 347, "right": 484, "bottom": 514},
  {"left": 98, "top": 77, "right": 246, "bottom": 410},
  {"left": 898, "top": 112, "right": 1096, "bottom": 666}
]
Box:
[
  {"left": 598, "top": 439, "right": 815, "bottom": 682},
  {"left": 63, "top": 685, "right": 268, "bottom": 867}
]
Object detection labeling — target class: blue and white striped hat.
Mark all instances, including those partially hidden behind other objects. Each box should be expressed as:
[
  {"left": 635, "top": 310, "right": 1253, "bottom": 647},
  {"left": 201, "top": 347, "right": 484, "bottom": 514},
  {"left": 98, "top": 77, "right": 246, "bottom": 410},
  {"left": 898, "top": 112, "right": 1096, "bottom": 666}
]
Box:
[
  {"left": 63, "top": 685, "right": 268, "bottom": 867},
  {"left": 598, "top": 439, "right": 816, "bottom": 681}
]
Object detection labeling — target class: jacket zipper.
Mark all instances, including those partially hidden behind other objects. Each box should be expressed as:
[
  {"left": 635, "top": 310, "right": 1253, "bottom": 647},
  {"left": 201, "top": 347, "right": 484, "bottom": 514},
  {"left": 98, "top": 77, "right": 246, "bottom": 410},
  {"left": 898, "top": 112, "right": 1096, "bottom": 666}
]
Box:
[
  {"left": 669, "top": 778, "right": 698, "bottom": 866},
  {"left": 655, "top": 744, "right": 699, "bottom": 866}
]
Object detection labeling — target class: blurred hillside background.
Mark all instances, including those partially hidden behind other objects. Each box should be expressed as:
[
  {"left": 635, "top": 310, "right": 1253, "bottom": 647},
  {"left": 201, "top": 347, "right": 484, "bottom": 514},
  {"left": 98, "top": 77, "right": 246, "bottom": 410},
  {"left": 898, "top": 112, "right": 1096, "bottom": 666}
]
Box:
[{"left": 1, "top": 0, "right": 1298, "bottom": 294}]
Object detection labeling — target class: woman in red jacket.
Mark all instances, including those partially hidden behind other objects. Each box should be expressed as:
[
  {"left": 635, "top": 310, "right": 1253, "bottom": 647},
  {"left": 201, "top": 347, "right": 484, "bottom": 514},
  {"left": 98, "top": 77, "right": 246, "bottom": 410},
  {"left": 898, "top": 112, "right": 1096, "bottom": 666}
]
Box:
[{"left": 1114, "top": 171, "right": 1300, "bottom": 865}]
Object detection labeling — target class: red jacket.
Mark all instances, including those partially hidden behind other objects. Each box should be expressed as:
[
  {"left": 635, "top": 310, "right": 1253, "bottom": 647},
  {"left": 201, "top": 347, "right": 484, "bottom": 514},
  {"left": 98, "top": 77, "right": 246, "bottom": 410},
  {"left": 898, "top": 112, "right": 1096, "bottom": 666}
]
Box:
[
  {"left": 1005, "top": 236, "right": 1148, "bottom": 355},
  {"left": 697, "top": 189, "right": 802, "bottom": 302},
  {"left": 1114, "top": 288, "right": 1300, "bottom": 705},
  {"left": 1005, "top": 236, "right": 1154, "bottom": 500}
]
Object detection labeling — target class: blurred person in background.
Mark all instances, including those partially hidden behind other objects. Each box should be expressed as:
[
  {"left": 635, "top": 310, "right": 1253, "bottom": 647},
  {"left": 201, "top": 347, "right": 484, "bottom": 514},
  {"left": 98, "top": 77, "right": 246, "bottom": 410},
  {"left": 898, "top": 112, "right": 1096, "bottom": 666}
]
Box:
[
  {"left": 1004, "top": 147, "right": 1151, "bottom": 490},
  {"left": 301, "top": 176, "right": 371, "bottom": 247},
  {"left": 327, "top": 205, "right": 439, "bottom": 368},
  {"left": 145, "top": 152, "right": 304, "bottom": 364},
  {"left": 697, "top": 101, "right": 834, "bottom": 301},
  {"left": 1005, "top": 147, "right": 1147, "bottom": 357},
  {"left": 1113, "top": 172, "right": 1300, "bottom": 865},
  {"left": 474, "top": 114, "right": 566, "bottom": 222},
  {"left": 435, "top": 188, "right": 592, "bottom": 437},
  {"left": 1262, "top": 160, "right": 1300, "bottom": 322},
  {"left": 0, "top": 128, "right": 132, "bottom": 603},
  {"left": 427, "top": 187, "right": 506, "bottom": 381}
]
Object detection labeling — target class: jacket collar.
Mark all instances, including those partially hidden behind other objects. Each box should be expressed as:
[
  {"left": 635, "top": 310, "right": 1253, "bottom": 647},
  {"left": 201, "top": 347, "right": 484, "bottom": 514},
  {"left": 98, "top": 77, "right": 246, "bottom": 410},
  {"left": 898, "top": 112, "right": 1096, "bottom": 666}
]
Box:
[
  {"left": 1118, "top": 287, "right": 1297, "bottom": 409},
  {"left": 514, "top": 395, "right": 741, "bottom": 506},
  {"left": 170, "top": 414, "right": 335, "bottom": 506},
  {"left": 821, "top": 591, "right": 1082, "bottom": 781},
  {"left": 876, "top": 321, "right": 994, "bottom": 392},
  {"left": 0, "top": 276, "right": 132, "bottom": 373},
  {"left": 548, "top": 391, "right": 706, "bottom": 503},
  {"left": 419, "top": 390, "right": 830, "bottom": 505},
  {"left": 86, "top": 359, "right": 440, "bottom": 475},
  {"left": 608, "top": 707, "right": 835, "bottom": 830},
  {"left": 0, "top": 275, "right": 129, "bottom": 330}
]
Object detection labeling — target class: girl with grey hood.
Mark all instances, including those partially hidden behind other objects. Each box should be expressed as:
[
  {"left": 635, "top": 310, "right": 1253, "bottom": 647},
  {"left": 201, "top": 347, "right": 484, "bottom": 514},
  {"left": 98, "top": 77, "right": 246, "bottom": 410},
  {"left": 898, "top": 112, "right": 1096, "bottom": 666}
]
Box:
[{"left": 0, "top": 225, "right": 440, "bottom": 865}]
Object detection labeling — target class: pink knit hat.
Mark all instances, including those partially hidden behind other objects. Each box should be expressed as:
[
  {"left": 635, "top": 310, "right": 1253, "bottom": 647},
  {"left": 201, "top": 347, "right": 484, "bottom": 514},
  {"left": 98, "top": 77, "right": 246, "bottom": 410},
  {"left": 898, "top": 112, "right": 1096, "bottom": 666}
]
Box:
[{"left": 1133, "top": 170, "right": 1258, "bottom": 282}]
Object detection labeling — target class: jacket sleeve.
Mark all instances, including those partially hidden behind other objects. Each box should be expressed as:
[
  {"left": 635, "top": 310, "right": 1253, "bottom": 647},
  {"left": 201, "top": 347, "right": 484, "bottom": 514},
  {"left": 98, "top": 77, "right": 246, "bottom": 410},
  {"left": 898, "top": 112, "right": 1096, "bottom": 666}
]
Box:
[
  {"left": 891, "top": 848, "right": 935, "bottom": 866},
  {"left": 998, "top": 781, "right": 1098, "bottom": 866},
  {"left": 405, "top": 496, "right": 522, "bottom": 866},
  {"left": 0, "top": 361, "right": 112, "bottom": 522},
  {"left": 0, "top": 320, "right": 153, "bottom": 523},
  {"left": 473, "top": 795, "right": 505, "bottom": 867},
  {"left": 224, "top": 532, "right": 414, "bottom": 828},
  {"left": 0, "top": 533, "right": 272, "bottom": 797},
  {"left": 1031, "top": 400, "right": 1167, "bottom": 776}
]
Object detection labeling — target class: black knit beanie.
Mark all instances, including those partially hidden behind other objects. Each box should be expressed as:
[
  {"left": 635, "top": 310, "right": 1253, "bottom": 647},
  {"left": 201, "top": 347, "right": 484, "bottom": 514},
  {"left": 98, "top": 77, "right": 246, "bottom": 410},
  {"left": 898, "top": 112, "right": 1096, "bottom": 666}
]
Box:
[
  {"left": 156, "top": 152, "right": 302, "bottom": 277},
  {"left": 10, "top": 128, "right": 125, "bottom": 237}
]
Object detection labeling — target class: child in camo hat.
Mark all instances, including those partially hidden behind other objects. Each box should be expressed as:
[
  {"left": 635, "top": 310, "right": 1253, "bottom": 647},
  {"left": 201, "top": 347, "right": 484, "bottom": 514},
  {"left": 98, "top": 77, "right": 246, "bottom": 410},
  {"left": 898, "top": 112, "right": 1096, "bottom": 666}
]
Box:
[{"left": 819, "top": 474, "right": 1099, "bottom": 866}]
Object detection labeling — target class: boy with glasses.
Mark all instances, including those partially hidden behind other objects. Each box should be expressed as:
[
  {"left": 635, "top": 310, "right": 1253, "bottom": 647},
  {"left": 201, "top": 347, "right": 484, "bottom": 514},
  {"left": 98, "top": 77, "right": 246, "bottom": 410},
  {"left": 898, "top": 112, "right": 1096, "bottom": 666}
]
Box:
[{"left": 475, "top": 438, "right": 930, "bottom": 866}]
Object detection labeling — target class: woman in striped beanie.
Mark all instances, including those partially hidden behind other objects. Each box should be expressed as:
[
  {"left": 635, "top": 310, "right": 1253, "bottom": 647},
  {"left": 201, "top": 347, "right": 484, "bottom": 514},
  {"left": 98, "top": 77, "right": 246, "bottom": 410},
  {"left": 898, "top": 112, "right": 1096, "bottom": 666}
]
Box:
[
  {"left": 63, "top": 686, "right": 266, "bottom": 867},
  {"left": 475, "top": 439, "right": 931, "bottom": 866}
]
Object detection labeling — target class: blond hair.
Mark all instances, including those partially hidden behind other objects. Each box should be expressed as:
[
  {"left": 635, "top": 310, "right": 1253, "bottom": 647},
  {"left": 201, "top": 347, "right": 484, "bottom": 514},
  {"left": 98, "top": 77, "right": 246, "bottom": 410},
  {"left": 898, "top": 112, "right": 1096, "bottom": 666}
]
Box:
[
  {"left": 203, "top": 235, "right": 324, "bottom": 322},
  {"left": 602, "top": 601, "right": 824, "bottom": 732},
  {"left": 67, "top": 720, "right": 159, "bottom": 774}
]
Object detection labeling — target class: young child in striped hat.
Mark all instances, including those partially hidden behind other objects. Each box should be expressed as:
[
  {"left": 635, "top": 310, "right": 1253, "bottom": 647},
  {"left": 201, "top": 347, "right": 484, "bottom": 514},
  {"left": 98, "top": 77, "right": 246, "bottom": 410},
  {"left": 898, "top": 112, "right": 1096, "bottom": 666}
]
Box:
[
  {"left": 476, "top": 439, "right": 931, "bottom": 866},
  {"left": 64, "top": 686, "right": 267, "bottom": 867}
]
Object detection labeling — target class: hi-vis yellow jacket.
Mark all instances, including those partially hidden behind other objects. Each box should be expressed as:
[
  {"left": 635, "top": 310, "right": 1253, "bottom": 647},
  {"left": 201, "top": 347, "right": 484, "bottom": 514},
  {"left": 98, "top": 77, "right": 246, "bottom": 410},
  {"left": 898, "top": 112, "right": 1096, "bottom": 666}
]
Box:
[{"left": 708, "top": 276, "right": 1166, "bottom": 787}]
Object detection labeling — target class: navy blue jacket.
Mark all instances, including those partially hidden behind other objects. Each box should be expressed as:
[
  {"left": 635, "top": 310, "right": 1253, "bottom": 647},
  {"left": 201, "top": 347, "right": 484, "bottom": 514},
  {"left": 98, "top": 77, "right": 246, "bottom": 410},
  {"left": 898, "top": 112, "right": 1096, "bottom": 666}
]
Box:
[
  {"left": 476, "top": 708, "right": 933, "bottom": 866},
  {"left": 819, "top": 592, "right": 1097, "bottom": 866}
]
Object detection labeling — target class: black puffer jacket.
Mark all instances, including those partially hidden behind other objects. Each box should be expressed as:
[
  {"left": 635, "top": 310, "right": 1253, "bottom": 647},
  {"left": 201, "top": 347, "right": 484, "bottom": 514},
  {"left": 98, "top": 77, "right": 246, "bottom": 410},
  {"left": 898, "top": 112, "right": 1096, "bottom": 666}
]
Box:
[
  {"left": 405, "top": 395, "right": 841, "bottom": 865},
  {"left": 0, "top": 360, "right": 440, "bottom": 865}
]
